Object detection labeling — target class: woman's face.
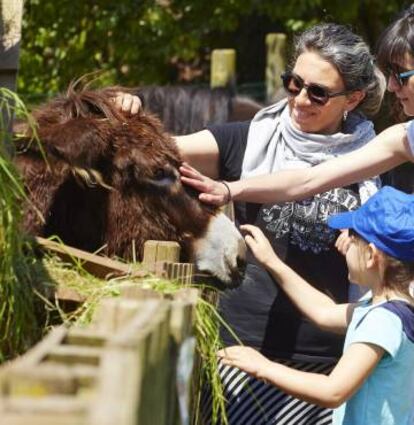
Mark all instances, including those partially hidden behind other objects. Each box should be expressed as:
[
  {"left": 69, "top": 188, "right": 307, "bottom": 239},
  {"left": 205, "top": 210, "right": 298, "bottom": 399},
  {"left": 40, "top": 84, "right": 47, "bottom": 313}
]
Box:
[
  {"left": 387, "top": 54, "right": 414, "bottom": 116},
  {"left": 288, "top": 51, "right": 358, "bottom": 134}
]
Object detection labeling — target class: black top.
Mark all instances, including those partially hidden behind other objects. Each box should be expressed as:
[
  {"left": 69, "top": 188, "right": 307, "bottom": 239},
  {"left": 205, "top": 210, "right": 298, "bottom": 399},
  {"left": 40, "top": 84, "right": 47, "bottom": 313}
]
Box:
[{"left": 208, "top": 121, "right": 361, "bottom": 362}]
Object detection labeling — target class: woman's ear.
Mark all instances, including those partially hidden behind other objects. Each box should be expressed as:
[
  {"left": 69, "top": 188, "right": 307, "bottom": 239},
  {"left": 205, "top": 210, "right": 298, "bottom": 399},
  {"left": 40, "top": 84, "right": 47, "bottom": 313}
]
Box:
[{"left": 345, "top": 90, "right": 366, "bottom": 113}]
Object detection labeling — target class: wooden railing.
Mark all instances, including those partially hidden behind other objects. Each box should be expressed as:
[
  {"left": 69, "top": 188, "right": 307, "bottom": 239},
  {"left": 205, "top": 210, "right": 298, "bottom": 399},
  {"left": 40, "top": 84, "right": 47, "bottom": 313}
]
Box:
[{"left": 0, "top": 239, "right": 201, "bottom": 425}]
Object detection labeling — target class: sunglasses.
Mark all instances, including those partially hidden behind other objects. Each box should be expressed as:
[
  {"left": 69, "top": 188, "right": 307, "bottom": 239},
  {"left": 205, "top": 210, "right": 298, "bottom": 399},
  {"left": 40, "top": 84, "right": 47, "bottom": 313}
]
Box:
[
  {"left": 281, "top": 72, "right": 351, "bottom": 105},
  {"left": 389, "top": 68, "right": 414, "bottom": 86}
]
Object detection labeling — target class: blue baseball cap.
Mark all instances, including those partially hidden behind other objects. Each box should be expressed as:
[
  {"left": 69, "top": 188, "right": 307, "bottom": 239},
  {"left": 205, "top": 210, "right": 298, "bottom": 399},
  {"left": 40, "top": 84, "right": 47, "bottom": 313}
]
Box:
[{"left": 328, "top": 186, "right": 414, "bottom": 261}]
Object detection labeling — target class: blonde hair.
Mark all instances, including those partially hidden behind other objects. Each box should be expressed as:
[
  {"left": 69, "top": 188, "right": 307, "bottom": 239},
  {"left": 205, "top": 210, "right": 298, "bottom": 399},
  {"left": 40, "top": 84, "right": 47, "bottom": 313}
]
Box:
[
  {"left": 382, "top": 253, "right": 414, "bottom": 299},
  {"left": 351, "top": 229, "right": 414, "bottom": 299}
]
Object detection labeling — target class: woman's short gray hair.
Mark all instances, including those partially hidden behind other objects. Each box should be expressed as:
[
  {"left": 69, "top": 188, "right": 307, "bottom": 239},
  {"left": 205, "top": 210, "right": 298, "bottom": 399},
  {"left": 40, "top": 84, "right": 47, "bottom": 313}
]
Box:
[{"left": 293, "top": 23, "right": 386, "bottom": 117}]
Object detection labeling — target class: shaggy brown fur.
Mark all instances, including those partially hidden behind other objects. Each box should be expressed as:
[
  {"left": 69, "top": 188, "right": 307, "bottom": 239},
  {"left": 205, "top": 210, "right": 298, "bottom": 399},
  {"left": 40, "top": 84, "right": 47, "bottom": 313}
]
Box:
[{"left": 14, "top": 82, "right": 217, "bottom": 261}]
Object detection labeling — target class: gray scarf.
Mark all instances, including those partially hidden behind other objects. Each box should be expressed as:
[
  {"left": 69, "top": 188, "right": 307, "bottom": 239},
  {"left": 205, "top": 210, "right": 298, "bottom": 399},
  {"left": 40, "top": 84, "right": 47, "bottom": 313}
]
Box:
[{"left": 241, "top": 99, "right": 380, "bottom": 202}]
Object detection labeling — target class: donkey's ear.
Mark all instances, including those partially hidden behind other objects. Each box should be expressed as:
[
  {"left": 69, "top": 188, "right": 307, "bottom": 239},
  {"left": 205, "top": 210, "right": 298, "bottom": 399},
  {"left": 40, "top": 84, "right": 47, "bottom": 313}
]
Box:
[{"left": 41, "top": 118, "right": 110, "bottom": 167}]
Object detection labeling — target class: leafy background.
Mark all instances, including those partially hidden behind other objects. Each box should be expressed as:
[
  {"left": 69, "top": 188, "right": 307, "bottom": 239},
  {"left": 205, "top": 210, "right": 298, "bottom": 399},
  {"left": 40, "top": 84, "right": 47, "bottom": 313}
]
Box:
[{"left": 19, "top": 0, "right": 409, "bottom": 101}]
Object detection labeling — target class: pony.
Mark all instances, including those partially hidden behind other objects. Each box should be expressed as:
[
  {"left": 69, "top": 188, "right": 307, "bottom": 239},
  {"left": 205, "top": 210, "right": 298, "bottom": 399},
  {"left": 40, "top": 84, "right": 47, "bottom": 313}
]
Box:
[{"left": 13, "top": 82, "right": 246, "bottom": 285}]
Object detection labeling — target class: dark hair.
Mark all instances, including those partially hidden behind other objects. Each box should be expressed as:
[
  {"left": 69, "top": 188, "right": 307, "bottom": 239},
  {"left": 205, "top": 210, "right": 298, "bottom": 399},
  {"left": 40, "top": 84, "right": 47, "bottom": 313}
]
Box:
[
  {"left": 376, "top": 4, "right": 414, "bottom": 72},
  {"left": 293, "top": 23, "right": 386, "bottom": 117},
  {"left": 349, "top": 229, "right": 414, "bottom": 299},
  {"left": 376, "top": 5, "right": 414, "bottom": 122}
]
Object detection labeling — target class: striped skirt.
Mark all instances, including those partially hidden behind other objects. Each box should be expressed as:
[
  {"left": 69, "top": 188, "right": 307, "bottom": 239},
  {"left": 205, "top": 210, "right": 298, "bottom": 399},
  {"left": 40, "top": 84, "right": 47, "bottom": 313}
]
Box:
[{"left": 200, "top": 359, "right": 335, "bottom": 425}]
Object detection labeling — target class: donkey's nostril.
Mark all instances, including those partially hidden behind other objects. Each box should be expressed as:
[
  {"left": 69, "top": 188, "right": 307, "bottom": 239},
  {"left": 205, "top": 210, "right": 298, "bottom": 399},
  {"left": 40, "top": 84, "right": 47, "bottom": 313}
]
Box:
[
  {"left": 228, "top": 267, "right": 244, "bottom": 289},
  {"left": 237, "top": 256, "right": 246, "bottom": 274}
]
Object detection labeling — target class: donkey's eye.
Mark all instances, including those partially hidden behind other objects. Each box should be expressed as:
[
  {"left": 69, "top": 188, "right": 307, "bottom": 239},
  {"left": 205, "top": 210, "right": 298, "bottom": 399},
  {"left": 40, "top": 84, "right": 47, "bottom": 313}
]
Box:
[{"left": 154, "top": 168, "right": 166, "bottom": 179}]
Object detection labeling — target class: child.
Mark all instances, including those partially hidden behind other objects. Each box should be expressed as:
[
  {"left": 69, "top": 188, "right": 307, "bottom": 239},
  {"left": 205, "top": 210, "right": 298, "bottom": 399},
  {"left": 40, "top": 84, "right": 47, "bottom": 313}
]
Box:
[{"left": 218, "top": 186, "right": 414, "bottom": 425}]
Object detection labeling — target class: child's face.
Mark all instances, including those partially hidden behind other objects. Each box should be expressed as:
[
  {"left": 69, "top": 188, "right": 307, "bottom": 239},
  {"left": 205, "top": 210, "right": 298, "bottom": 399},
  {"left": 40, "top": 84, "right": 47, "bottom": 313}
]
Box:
[
  {"left": 345, "top": 235, "right": 370, "bottom": 286},
  {"left": 387, "top": 53, "right": 414, "bottom": 117}
]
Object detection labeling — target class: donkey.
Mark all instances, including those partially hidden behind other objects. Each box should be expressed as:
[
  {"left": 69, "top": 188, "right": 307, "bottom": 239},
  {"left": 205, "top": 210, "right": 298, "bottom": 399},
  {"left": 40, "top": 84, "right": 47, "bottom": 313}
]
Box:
[{"left": 14, "top": 82, "right": 245, "bottom": 285}]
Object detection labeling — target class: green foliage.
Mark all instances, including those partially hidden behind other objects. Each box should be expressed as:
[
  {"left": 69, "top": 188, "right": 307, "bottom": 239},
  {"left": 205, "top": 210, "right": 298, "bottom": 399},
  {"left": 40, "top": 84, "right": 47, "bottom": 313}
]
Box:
[
  {"left": 0, "top": 89, "right": 43, "bottom": 360},
  {"left": 19, "top": 1, "right": 408, "bottom": 97}
]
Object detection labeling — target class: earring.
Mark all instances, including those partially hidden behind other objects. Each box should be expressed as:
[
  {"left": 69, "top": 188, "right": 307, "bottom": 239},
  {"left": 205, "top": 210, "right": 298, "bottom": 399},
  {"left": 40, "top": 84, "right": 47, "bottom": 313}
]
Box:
[{"left": 343, "top": 110, "right": 348, "bottom": 121}]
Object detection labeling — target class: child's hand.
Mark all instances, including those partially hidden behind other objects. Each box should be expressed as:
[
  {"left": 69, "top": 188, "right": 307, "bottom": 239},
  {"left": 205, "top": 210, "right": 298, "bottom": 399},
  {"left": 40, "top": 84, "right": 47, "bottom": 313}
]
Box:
[
  {"left": 217, "top": 346, "right": 271, "bottom": 379},
  {"left": 240, "top": 224, "right": 281, "bottom": 268}
]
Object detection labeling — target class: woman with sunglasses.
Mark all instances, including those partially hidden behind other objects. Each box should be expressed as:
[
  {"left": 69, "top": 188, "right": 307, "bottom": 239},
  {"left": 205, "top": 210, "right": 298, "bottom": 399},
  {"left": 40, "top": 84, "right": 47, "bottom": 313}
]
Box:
[
  {"left": 115, "top": 23, "right": 384, "bottom": 424},
  {"left": 190, "top": 23, "right": 385, "bottom": 425},
  {"left": 180, "top": 6, "right": 414, "bottom": 211}
]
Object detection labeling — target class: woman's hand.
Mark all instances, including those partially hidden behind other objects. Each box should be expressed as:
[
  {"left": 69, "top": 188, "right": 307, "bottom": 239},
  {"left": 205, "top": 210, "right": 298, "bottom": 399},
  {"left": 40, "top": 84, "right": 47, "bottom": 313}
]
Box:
[
  {"left": 179, "top": 162, "right": 230, "bottom": 206},
  {"left": 335, "top": 229, "right": 351, "bottom": 256},
  {"left": 217, "top": 346, "right": 272, "bottom": 379},
  {"left": 113, "top": 92, "right": 142, "bottom": 115},
  {"left": 240, "top": 224, "right": 281, "bottom": 269}
]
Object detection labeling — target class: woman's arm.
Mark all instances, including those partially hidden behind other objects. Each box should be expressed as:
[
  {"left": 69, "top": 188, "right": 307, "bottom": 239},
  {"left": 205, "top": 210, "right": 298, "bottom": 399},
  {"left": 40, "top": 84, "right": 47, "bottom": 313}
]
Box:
[
  {"left": 218, "top": 342, "right": 384, "bottom": 408},
  {"left": 175, "top": 130, "right": 220, "bottom": 178},
  {"left": 242, "top": 224, "right": 354, "bottom": 333},
  {"left": 181, "top": 123, "right": 411, "bottom": 205}
]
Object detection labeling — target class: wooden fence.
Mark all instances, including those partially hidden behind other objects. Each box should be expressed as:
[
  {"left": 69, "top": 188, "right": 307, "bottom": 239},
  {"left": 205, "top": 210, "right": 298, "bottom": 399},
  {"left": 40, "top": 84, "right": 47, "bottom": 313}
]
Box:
[{"left": 0, "top": 239, "right": 201, "bottom": 425}]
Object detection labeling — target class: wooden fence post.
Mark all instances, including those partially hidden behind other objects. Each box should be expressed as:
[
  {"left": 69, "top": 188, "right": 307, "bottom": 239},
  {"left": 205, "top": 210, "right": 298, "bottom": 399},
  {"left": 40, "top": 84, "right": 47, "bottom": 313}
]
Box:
[
  {"left": 0, "top": 0, "right": 23, "bottom": 152},
  {"left": 265, "top": 33, "right": 287, "bottom": 103},
  {"left": 142, "top": 240, "right": 194, "bottom": 284},
  {"left": 0, "top": 0, "right": 22, "bottom": 92},
  {"left": 210, "top": 49, "right": 236, "bottom": 88}
]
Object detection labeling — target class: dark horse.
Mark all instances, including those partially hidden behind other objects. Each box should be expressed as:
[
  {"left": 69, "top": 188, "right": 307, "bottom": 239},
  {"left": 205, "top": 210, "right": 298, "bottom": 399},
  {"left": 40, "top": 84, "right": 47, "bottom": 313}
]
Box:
[
  {"left": 135, "top": 85, "right": 263, "bottom": 135},
  {"left": 13, "top": 82, "right": 245, "bottom": 284}
]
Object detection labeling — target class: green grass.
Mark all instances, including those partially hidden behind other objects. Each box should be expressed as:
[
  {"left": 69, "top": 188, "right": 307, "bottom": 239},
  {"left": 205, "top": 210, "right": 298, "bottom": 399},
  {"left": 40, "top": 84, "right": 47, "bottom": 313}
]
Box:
[{"left": 0, "top": 88, "right": 45, "bottom": 360}]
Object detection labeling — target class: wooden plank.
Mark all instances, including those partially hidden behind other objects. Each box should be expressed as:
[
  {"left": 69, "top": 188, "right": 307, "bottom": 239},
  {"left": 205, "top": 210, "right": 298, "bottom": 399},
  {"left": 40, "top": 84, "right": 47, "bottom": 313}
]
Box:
[
  {"left": 89, "top": 300, "right": 167, "bottom": 425},
  {"left": 142, "top": 240, "right": 181, "bottom": 272},
  {"left": 111, "top": 300, "right": 167, "bottom": 347},
  {"left": 45, "top": 346, "right": 102, "bottom": 367},
  {"left": 0, "top": 0, "right": 22, "bottom": 100},
  {"left": 49, "top": 364, "right": 97, "bottom": 389},
  {"left": 36, "top": 236, "right": 147, "bottom": 280},
  {"left": 210, "top": 49, "right": 236, "bottom": 88},
  {"left": 169, "top": 288, "right": 199, "bottom": 343},
  {"left": 64, "top": 329, "right": 108, "bottom": 348},
  {"left": 1, "top": 395, "right": 88, "bottom": 414},
  {"left": 4, "top": 365, "right": 78, "bottom": 397},
  {"left": 55, "top": 286, "right": 87, "bottom": 304},
  {"left": 265, "top": 33, "right": 287, "bottom": 102},
  {"left": 116, "top": 283, "right": 162, "bottom": 301},
  {"left": 6, "top": 327, "right": 68, "bottom": 368},
  {"left": 138, "top": 309, "right": 171, "bottom": 425},
  {"left": 89, "top": 346, "right": 143, "bottom": 425},
  {"left": 0, "top": 395, "right": 88, "bottom": 424},
  {"left": 155, "top": 261, "right": 194, "bottom": 284},
  {"left": 90, "top": 298, "right": 143, "bottom": 333},
  {"left": 0, "top": 413, "right": 86, "bottom": 425}
]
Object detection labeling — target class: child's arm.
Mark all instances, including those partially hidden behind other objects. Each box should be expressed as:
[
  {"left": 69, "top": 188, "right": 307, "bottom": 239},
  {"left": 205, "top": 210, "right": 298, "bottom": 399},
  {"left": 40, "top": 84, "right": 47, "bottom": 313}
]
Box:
[
  {"left": 180, "top": 123, "right": 409, "bottom": 206},
  {"left": 241, "top": 224, "right": 355, "bottom": 333},
  {"left": 218, "top": 342, "right": 384, "bottom": 408}
]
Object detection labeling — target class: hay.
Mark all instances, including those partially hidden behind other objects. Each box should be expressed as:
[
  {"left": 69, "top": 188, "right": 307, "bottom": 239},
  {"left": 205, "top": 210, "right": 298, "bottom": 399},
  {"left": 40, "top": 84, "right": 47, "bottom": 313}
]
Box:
[{"left": 40, "top": 253, "right": 235, "bottom": 424}]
